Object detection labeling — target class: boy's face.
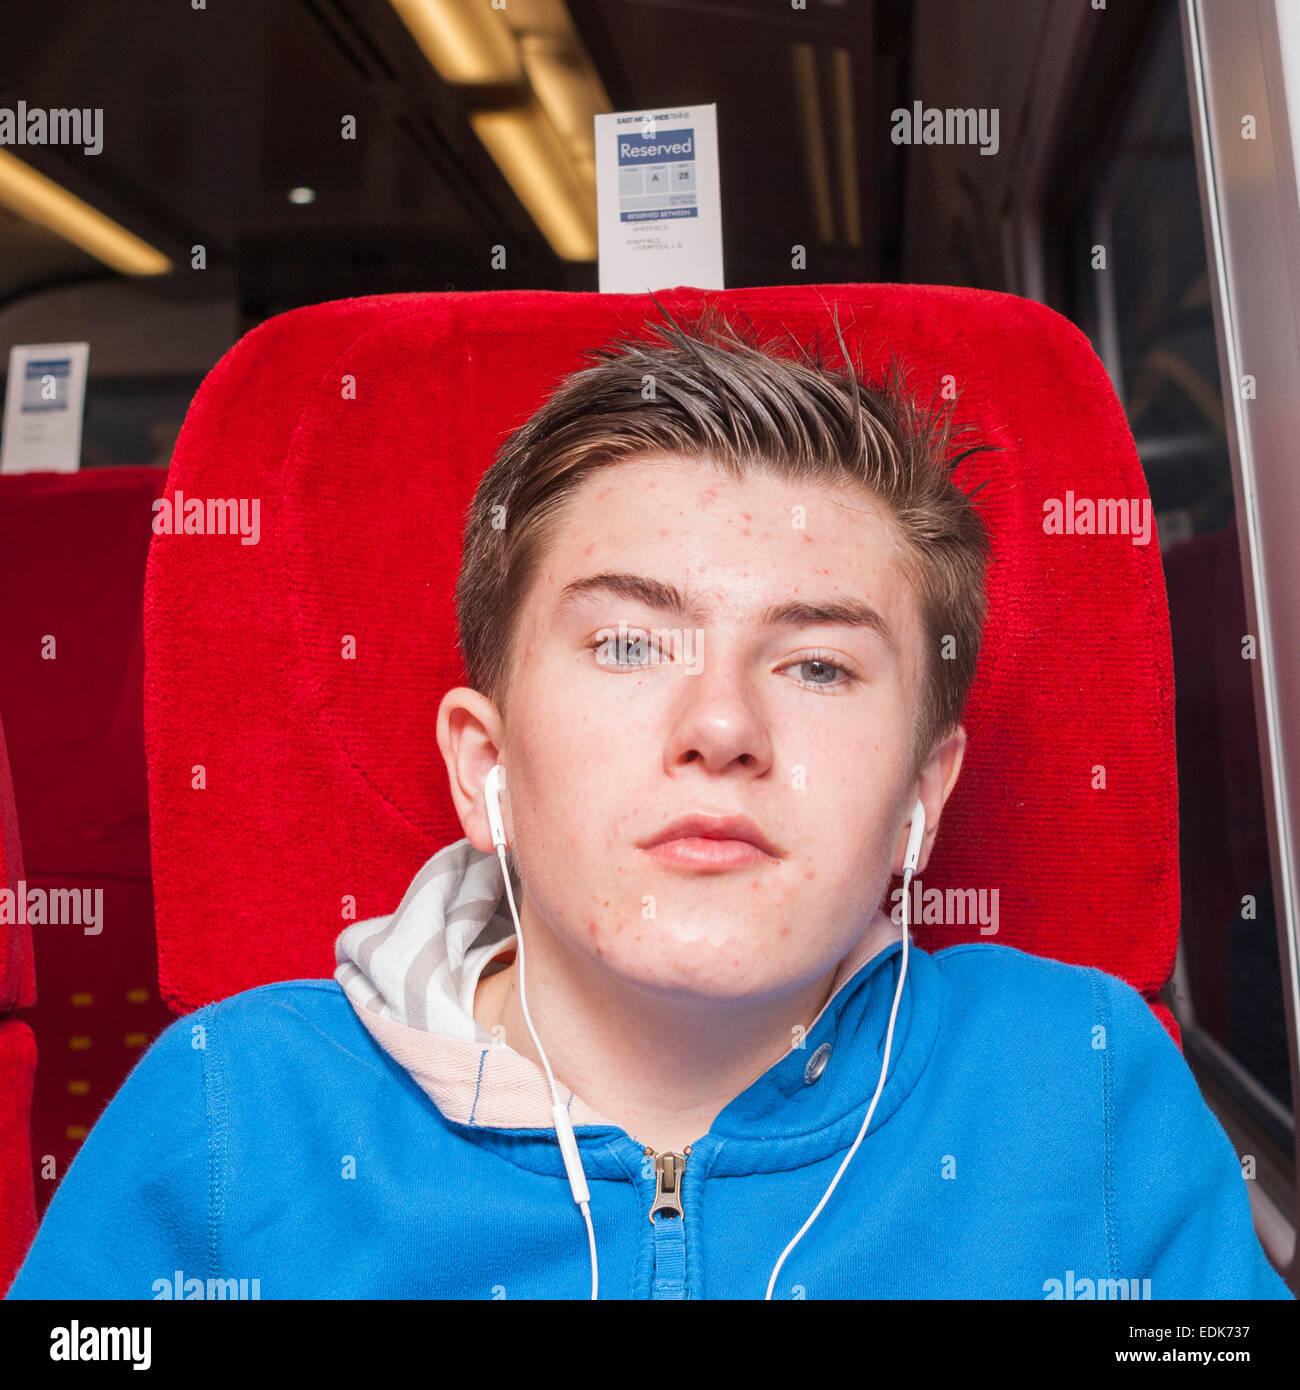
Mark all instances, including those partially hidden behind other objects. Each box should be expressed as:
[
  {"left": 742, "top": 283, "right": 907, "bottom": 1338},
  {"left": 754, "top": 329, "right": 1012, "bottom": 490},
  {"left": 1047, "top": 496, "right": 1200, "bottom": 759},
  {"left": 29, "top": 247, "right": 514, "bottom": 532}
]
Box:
[{"left": 440, "top": 454, "right": 964, "bottom": 1006}]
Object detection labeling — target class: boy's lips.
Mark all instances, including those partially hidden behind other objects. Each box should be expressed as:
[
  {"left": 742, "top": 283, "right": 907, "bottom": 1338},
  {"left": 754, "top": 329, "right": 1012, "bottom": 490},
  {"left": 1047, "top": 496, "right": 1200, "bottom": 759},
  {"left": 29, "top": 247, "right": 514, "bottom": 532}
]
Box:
[
  {"left": 638, "top": 813, "right": 784, "bottom": 860},
  {"left": 643, "top": 837, "right": 780, "bottom": 870}
]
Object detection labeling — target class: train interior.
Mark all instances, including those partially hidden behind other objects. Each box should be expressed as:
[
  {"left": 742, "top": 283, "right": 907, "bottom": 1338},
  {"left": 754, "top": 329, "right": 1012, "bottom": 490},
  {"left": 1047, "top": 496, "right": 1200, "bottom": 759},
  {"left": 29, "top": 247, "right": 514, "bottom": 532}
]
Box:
[{"left": 0, "top": 0, "right": 1296, "bottom": 1295}]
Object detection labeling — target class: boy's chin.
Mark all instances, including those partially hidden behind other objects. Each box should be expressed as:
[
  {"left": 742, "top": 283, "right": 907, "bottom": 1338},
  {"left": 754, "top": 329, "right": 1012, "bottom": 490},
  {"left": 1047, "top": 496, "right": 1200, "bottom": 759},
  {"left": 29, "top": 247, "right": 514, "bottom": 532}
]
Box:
[{"left": 596, "top": 944, "right": 796, "bottom": 1003}]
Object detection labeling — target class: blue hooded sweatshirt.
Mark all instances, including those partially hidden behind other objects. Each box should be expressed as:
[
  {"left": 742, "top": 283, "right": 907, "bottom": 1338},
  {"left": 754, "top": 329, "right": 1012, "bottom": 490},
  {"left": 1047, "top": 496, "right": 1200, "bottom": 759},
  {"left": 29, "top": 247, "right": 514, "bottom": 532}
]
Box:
[{"left": 7, "top": 839, "right": 1293, "bottom": 1300}]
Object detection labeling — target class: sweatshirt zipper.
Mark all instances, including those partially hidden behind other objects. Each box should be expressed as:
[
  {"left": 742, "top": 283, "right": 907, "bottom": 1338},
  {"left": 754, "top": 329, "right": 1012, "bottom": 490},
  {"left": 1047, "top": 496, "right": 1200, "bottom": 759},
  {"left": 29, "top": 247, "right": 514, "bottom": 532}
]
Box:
[
  {"left": 645, "top": 1145, "right": 691, "bottom": 1299},
  {"left": 647, "top": 1145, "right": 691, "bottom": 1219}
]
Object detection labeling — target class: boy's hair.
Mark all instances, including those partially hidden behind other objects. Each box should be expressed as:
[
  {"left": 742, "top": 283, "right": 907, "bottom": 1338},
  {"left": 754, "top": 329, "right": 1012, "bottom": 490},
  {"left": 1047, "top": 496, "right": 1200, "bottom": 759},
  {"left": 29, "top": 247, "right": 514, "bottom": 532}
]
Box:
[{"left": 455, "top": 299, "right": 997, "bottom": 778}]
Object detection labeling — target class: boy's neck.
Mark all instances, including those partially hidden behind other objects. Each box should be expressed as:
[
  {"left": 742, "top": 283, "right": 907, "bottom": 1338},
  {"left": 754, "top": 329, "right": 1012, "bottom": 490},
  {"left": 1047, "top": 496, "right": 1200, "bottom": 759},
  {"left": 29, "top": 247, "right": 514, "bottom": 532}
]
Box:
[{"left": 472, "top": 907, "right": 899, "bottom": 1156}]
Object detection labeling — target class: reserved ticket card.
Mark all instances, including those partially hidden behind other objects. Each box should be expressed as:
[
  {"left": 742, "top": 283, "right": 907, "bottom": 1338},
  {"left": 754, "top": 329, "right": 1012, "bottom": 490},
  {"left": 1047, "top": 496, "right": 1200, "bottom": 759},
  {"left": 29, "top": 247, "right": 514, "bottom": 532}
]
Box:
[
  {"left": 595, "top": 104, "right": 724, "bottom": 294},
  {"left": 1, "top": 342, "right": 90, "bottom": 474}
]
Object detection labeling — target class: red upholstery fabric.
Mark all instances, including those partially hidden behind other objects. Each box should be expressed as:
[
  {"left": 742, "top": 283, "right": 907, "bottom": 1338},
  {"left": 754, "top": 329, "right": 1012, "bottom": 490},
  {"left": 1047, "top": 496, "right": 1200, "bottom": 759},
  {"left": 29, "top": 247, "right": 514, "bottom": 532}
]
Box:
[
  {"left": 0, "top": 714, "right": 37, "bottom": 1294},
  {"left": 0, "top": 681, "right": 34, "bottom": 1017},
  {"left": 0, "top": 1017, "right": 37, "bottom": 1297},
  {"left": 0, "top": 467, "right": 174, "bottom": 1214},
  {"left": 144, "top": 286, "right": 1180, "bottom": 1042},
  {"left": 0, "top": 469, "right": 164, "bottom": 869}
]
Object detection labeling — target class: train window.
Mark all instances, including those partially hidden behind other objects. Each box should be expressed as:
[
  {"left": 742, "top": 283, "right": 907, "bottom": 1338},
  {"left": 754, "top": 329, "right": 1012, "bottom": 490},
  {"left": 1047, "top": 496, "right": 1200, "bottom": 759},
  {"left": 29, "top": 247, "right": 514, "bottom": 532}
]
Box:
[{"left": 1055, "top": 0, "right": 1295, "bottom": 1186}]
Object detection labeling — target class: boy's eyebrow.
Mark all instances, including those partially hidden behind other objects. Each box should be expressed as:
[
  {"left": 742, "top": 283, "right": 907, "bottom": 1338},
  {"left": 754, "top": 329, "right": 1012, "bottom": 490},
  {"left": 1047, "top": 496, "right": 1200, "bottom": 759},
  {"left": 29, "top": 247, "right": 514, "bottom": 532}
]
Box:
[{"left": 555, "top": 571, "right": 900, "bottom": 656}]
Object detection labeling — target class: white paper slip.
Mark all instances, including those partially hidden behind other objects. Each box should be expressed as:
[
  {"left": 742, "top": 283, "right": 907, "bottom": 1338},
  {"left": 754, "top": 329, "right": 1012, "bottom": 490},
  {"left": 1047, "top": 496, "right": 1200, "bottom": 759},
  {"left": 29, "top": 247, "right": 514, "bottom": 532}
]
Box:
[
  {"left": 1, "top": 342, "right": 90, "bottom": 474},
  {"left": 595, "top": 104, "right": 725, "bottom": 294}
]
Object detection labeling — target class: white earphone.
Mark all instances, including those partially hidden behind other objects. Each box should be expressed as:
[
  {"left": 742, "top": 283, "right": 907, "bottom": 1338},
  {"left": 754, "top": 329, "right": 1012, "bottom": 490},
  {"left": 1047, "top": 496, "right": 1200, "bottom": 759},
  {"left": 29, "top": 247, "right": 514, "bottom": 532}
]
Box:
[
  {"left": 763, "top": 795, "right": 923, "bottom": 1296},
  {"left": 484, "top": 765, "right": 599, "bottom": 1295},
  {"left": 482, "top": 761, "right": 924, "bottom": 1301}
]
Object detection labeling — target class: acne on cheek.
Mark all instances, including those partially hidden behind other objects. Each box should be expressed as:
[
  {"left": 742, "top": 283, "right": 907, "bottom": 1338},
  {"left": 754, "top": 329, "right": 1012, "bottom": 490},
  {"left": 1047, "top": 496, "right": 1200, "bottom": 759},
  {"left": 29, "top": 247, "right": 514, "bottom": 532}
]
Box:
[{"left": 585, "top": 897, "right": 632, "bottom": 957}]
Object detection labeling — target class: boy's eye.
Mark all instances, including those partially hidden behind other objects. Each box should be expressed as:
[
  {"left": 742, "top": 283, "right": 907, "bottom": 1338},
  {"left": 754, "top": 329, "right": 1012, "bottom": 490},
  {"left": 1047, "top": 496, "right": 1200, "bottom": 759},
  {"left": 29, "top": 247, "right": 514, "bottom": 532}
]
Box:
[
  {"left": 587, "top": 631, "right": 664, "bottom": 666},
  {"left": 781, "top": 656, "right": 854, "bottom": 690},
  {"left": 586, "top": 634, "right": 856, "bottom": 691}
]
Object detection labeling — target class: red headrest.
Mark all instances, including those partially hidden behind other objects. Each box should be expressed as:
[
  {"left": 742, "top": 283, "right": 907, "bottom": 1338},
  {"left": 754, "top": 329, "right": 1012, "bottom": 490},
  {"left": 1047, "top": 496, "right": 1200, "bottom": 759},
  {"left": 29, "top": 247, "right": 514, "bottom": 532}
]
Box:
[
  {"left": 144, "top": 285, "right": 1179, "bottom": 1037},
  {"left": 0, "top": 467, "right": 165, "bottom": 877}
]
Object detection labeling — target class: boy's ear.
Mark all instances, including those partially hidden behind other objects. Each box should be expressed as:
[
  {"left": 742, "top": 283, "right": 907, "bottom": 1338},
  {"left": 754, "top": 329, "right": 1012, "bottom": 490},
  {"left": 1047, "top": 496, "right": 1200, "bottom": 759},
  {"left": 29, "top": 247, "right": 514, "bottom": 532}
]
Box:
[
  {"left": 891, "top": 724, "right": 967, "bottom": 877},
  {"left": 436, "top": 686, "right": 507, "bottom": 854}
]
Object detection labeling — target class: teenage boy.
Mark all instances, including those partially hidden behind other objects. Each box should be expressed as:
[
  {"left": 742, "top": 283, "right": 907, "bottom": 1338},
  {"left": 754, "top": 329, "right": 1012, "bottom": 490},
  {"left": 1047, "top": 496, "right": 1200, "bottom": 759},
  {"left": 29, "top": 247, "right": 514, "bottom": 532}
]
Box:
[{"left": 8, "top": 310, "right": 1292, "bottom": 1299}]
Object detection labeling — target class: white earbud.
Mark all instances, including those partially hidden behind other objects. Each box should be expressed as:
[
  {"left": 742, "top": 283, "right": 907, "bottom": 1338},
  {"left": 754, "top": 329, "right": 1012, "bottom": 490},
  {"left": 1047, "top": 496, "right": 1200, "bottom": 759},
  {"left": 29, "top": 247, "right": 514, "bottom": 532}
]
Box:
[
  {"left": 904, "top": 798, "right": 926, "bottom": 878},
  {"left": 484, "top": 763, "right": 508, "bottom": 851}
]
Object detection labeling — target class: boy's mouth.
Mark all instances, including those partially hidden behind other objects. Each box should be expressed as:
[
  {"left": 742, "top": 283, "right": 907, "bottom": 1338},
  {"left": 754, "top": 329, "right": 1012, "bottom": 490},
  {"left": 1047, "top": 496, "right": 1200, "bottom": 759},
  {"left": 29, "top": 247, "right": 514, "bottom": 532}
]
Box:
[
  {"left": 643, "top": 836, "right": 781, "bottom": 871},
  {"left": 639, "top": 813, "right": 784, "bottom": 867}
]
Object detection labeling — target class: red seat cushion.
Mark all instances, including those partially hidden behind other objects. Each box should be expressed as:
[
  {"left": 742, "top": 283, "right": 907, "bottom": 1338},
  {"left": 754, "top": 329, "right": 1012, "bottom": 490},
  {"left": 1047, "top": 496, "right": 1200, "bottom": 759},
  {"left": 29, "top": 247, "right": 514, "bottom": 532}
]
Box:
[
  {"left": 0, "top": 713, "right": 36, "bottom": 1292},
  {"left": 0, "top": 467, "right": 173, "bottom": 1215},
  {"left": 144, "top": 286, "right": 1179, "bottom": 1041},
  {"left": 0, "top": 1017, "right": 37, "bottom": 1295}
]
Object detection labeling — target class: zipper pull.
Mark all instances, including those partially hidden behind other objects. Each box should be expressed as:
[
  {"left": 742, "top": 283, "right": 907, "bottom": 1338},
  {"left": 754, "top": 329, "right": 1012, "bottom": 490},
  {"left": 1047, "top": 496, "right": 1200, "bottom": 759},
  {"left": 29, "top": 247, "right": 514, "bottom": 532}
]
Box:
[{"left": 647, "top": 1144, "right": 691, "bottom": 1222}]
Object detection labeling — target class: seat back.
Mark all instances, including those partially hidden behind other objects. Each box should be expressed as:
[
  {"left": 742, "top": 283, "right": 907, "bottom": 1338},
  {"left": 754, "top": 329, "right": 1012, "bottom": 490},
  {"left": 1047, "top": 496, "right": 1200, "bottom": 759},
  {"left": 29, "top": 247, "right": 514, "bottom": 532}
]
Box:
[
  {"left": 0, "top": 715, "right": 36, "bottom": 1294},
  {"left": 0, "top": 467, "right": 174, "bottom": 1215},
  {"left": 143, "top": 286, "right": 1180, "bottom": 1039}
]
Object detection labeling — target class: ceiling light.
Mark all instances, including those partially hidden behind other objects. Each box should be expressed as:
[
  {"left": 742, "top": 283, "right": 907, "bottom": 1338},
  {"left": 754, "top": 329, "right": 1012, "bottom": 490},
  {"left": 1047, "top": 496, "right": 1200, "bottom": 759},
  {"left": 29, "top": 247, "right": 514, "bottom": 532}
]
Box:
[
  {"left": 791, "top": 43, "right": 835, "bottom": 247},
  {"left": 0, "top": 149, "right": 171, "bottom": 275},
  {"left": 388, "top": 0, "right": 522, "bottom": 85},
  {"left": 517, "top": 35, "right": 610, "bottom": 196},
  {"left": 469, "top": 99, "right": 597, "bottom": 260}
]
